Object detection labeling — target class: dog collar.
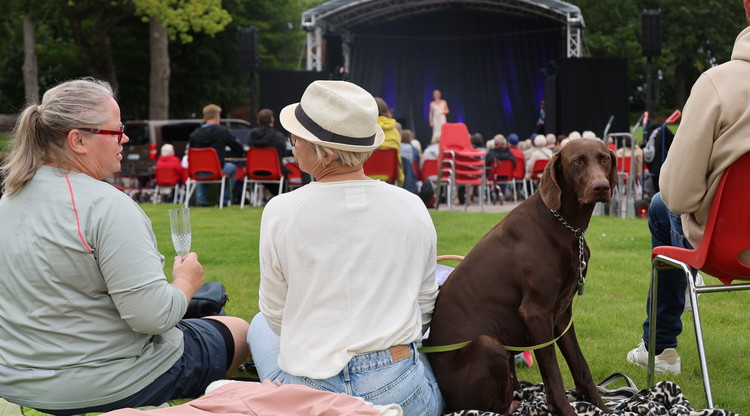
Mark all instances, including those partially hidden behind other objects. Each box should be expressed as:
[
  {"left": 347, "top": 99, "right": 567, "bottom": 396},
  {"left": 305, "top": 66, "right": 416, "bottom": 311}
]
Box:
[{"left": 550, "top": 209, "right": 588, "bottom": 295}]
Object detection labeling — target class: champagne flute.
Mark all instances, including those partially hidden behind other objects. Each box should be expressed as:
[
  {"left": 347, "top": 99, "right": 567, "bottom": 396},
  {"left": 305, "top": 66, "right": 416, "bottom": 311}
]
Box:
[{"left": 169, "top": 207, "right": 191, "bottom": 259}]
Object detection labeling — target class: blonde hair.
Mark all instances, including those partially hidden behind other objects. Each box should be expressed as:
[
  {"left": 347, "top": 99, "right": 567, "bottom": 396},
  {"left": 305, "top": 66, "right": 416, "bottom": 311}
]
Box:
[
  {"left": 202, "top": 104, "right": 222, "bottom": 120},
  {"left": 307, "top": 140, "right": 372, "bottom": 167},
  {"left": 1, "top": 78, "right": 114, "bottom": 196},
  {"left": 431, "top": 133, "right": 441, "bottom": 145}
]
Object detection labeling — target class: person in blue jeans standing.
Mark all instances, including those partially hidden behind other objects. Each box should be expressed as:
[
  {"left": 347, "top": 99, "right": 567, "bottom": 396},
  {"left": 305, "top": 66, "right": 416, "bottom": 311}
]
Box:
[
  {"left": 187, "top": 104, "right": 243, "bottom": 206},
  {"left": 247, "top": 80, "right": 444, "bottom": 416}
]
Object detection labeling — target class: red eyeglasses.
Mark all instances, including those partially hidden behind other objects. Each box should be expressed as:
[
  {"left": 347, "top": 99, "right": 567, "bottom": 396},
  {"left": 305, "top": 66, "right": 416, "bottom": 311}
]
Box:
[{"left": 77, "top": 125, "right": 125, "bottom": 144}]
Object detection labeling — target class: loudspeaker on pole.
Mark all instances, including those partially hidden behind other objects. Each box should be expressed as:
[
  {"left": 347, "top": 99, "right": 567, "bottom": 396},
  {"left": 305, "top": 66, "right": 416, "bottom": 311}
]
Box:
[
  {"left": 237, "top": 26, "right": 260, "bottom": 74},
  {"left": 641, "top": 9, "right": 662, "bottom": 57}
]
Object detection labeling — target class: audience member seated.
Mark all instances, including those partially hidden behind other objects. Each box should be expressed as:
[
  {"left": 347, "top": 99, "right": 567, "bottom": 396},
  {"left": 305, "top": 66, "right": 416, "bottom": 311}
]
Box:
[
  {"left": 187, "top": 103, "right": 244, "bottom": 206},
  {"left": 520, "top": 138, "right": 534, "bottom": 161},
  {"left": 525, "top": 134, "right": 553, "bottom": 179},
  {"left": 0, "top": 78, "right": 249, "bottom": 414},
  {"left": 156, "top": 143, "right": 186, "bottom": 183},
  {"left": 401, "top": 129, "right": 419, "bottom": 193},
  {"left": 582, "top": 130, "right": 598, "bottom": 140},
  {"left": 471, "top": 132, "right": 486, "bottom": 151},
  {"left": 485, "top": 134, "right": 516, "bottom": 169},
  {"left": 421, "top": 132, "right": 441, "bottom": 168},
  {"left": 248, "top": 80, "right": 444, "bottom": 416},
  {"left": 546, "top": 133, "right": 559, "bottom": 152},
  {"left": 375, "top": 97, "right": 404, "bottom": 187},
  {"left": 615, "top": 136, "right": 644, "bottom": 181},
  {"left": 247, "top": 108, "right": 291, "bottom": 198}
]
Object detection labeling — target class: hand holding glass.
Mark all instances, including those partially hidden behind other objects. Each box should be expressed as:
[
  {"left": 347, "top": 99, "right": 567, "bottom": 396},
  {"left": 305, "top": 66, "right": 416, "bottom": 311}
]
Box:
[{"left": 169, "top": 208, "right": 191, "bottom": 259}]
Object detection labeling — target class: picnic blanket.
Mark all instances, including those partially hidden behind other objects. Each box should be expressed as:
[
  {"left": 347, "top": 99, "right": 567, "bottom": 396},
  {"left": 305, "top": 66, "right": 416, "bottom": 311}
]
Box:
[
  {"left": 1, "top": 375, "right": 738, "bottom": 416},
  {"left": 445, "top": 377, "right": 738, "bottom": 416}
]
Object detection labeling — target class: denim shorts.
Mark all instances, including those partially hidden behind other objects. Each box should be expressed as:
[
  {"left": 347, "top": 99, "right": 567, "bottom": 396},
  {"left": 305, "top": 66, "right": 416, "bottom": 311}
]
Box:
[
  {"left": 40, "top": 318, "right": 231, "bottom": 416},
  {"left": 248, "top": 313, "right": 444, "bottom": 416}
]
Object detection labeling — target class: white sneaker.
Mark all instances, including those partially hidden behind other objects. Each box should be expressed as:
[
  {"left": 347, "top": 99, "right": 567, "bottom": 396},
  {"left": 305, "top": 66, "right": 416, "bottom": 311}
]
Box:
[{"left": 626, "top": 341, "right": 681, "bottom": 375}]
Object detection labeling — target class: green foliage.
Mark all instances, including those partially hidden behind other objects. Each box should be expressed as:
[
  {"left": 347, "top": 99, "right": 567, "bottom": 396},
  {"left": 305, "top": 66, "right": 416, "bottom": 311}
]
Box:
[
  {"left": 131, "top": 0, "right": 232, "bottom": 43},
  {"left": 0, "top": 0, "right": 747, "bottom": 122},
  {"left": 140, "top": 203, "right": 749, "bottom": 413},
  {"left": 570, "top": 0, "right": 747, "bottom": 115}
]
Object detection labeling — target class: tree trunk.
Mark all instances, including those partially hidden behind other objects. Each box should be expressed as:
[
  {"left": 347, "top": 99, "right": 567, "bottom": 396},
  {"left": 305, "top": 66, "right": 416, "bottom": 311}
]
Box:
[
  {"left": 22, "top": 12, "right": 39, "bottom": 103},
  {"left": 149, "top": 18, "right": 170, "bottom": 120}
]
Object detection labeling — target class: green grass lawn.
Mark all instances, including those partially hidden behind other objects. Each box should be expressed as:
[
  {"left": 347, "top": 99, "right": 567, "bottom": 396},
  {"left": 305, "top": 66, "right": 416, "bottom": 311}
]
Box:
[{"left": 141, "top": 203, "right": 750, "bottom": 413}]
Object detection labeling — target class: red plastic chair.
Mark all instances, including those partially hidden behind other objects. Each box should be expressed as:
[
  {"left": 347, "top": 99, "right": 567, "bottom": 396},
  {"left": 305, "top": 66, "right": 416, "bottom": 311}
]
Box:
[
  {"left": 363, "top": 148, "right": 399, "bottom": 183},
  {"left": 152, "top": 165, "right": 183, "bottom": 204},
  {"left": 439, "top": 123, "right": 485, "bottom": 161},
  {"left": 525, "top": 159, "right": 549, "bottom": 194},
  {"left": 421, "top": 158, "right": 454, "bottom": 205},
  {"left": 241, "top": 147, "right": 285, "bottom": 208},
  {"left": 648, "top": 151, "right": 750, "bottom": 408},
  {"left": 184, "top": 147, "right": 229, "bottom": 209},
  {"left": 488, "top": 159, "right": 518, "bottom": 203},
  {"left": 284, "top": 161, "right": 304, "bottom": 191}
]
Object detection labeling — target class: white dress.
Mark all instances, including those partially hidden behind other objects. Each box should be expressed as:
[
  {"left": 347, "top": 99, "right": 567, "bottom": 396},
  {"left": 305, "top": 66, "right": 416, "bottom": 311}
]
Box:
[{"left": 430, "top": 100, "right": 447, "bottom": 136}]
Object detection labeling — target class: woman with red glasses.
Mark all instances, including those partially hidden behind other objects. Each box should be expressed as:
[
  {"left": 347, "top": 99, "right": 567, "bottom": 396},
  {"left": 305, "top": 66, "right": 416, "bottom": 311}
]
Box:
[{"left": 0, "top": 78, "right": 249, "bottom": 415}]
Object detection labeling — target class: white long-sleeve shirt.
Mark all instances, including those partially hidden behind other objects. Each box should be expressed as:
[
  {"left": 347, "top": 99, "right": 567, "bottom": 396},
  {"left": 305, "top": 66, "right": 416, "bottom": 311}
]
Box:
[{"left": 258, "top": 180, "right": 438, "bottom": 379}]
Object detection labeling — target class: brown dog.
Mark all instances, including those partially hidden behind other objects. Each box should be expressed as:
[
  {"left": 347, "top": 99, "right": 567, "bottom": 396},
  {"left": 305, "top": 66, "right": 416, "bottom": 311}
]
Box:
[{"left": 424, "top": 139, "right": 616, "bottom": 415}]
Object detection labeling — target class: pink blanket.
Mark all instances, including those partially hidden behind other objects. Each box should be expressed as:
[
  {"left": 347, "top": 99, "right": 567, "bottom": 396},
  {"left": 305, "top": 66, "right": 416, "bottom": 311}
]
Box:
[{"left": 103, "top": 380, "right": 382, "bottom": 416}]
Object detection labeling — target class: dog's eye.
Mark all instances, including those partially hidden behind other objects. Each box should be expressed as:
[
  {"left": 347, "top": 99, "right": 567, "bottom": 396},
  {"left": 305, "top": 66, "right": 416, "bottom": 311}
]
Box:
[
  {"left": 601, "top": 157, "right": 611, "bottom": 164},
  {"left": 571, "top": 159, "right": 583, "bottom": 166}
]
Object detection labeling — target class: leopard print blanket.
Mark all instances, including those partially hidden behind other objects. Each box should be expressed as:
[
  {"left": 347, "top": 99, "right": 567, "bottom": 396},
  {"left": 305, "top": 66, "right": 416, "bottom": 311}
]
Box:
[{"left": 444, "top": 378, "right": 738, "bottom": 416}]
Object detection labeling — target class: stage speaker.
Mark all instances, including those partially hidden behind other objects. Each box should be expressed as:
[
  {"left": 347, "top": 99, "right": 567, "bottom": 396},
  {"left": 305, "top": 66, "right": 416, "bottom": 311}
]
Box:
[
  {"left": 552, "top": 58, "right": 629, "bottom": 137},
  {"left": 641, "top": 9, "right": 662, "bottom": 57},
  {"left": 237, "top": 26, "right": 259, "bottom": 73},
  {"left": 259, "top": 70, "right": 327, "bottom": 134}
]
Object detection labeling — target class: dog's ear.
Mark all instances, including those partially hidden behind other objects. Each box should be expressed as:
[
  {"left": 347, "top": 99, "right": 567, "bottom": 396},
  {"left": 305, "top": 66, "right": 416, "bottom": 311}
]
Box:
[
  {"left": 607, "top": 148, "right": 617, "bottom": 195},
  {"left": 540, "top": 151, "right": 562, "bottom": 210}
]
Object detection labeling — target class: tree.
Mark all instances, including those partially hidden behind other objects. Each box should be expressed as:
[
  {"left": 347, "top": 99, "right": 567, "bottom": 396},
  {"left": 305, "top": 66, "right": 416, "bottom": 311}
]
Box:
[
  {"left": 22, "top": 11, "right": 39, "bottom": 103},
  {"left": 571, "top": 0, "right": 746, "bottom": 116},
  {"left": 131, "top": 0, "right": 232, "bottom": 119}
]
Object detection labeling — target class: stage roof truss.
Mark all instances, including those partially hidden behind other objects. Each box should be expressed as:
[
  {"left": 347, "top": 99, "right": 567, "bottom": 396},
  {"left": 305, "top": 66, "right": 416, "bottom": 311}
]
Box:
[{"left": 302, "top": 0, "right": 585, "bottom": 70}]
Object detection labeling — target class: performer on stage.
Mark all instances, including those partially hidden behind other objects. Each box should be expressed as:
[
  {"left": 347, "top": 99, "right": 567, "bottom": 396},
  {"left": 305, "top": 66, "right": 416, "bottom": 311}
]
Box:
[{"left": 428, "top": 89, "right": 450, "bottom": 137}]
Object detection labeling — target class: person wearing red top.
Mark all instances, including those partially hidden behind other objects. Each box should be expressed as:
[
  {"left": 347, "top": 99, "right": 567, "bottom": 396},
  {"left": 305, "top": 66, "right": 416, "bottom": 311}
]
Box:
[{"left": 156, "top": 144, "right": 186, "bottom": 183}]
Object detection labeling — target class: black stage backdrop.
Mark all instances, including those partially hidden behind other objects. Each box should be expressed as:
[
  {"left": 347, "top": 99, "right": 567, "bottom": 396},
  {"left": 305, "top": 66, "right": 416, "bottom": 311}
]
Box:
[
  {"left": 545, "top": 57, "right": 630, "bottom": 138},
  {"left": 347, "top": 9, "right": 562, "bottom": 146}
]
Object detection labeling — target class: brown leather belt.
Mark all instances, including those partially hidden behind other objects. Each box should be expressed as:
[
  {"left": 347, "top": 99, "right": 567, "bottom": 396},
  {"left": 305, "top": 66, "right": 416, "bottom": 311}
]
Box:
[{"left": 388, "top": 344, "right": 412, "bottom": 362}]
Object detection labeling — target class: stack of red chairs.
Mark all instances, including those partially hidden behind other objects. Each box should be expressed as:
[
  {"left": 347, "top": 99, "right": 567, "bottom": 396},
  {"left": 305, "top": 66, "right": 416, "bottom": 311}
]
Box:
[{"left": 438, "top": 123, "right": 486, "bottom": 209}]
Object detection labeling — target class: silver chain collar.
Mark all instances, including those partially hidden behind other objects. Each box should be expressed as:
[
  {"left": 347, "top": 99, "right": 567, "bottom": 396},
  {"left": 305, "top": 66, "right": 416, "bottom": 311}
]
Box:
[{"left": 550, "top": 209, "right": 588, "bottom": 295}]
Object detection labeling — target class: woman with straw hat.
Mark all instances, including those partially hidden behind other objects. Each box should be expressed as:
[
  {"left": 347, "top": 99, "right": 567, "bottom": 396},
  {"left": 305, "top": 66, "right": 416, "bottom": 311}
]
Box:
[{"left": 248, "top": 80, "right": 444, "bottom": 416}]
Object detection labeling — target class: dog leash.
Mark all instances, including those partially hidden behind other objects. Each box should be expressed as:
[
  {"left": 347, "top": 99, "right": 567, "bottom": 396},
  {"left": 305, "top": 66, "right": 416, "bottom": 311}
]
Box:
[
  {"left": 550, "top": 209, "right": 588, "bottom": 296},
  {"left": 418, "top": 315, "right": 574, "bottom": 354}
]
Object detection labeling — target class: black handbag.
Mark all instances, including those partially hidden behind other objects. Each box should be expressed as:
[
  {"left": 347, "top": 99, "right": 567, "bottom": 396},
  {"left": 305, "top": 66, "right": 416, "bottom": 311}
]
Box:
[{"left": 183, "top": 281, "right": 229, "bottom": 319}]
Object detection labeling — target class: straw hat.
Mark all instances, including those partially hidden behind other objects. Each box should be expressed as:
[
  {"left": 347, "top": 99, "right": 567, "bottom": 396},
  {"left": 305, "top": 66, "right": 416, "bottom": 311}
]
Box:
[{"left": 279, "top": 80, "right": 385, "bottom": 152}]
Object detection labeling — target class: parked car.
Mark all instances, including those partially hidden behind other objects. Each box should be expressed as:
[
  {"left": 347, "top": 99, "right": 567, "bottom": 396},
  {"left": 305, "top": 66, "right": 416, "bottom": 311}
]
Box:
[{"left": 118, "top": 118, "right": 253, "bottom": 180}]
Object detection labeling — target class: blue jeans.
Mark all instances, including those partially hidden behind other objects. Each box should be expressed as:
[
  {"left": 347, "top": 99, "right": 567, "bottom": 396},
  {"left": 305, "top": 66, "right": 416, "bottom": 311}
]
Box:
[
  {"left": 248, "top": 314, "right": 444, "bottom": 416},
  {"left": 642, "top": 192, "right": 692, "bottom": 351},
  {"left": 197, "top": 162, "right": 236, "bottom": 206}
]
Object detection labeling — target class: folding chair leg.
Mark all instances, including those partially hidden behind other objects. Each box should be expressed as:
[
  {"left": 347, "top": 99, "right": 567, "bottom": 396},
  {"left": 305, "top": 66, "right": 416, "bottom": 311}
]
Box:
[
  {"left": 240, "top": 177, "right": 249, "bottom": 209},
  {"left": 687, "top": 271, "right": 713, "bottom": 409},
  {"left": 184, "top": 180, "right": 195, "bottom": 208},
  {"left": 649, "top": 256, "right": 713, "bottom": 409},
  {"left": 218, "top": 178, "right": 225, "bottom": 209}
]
